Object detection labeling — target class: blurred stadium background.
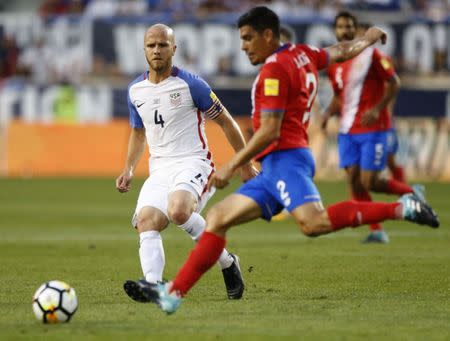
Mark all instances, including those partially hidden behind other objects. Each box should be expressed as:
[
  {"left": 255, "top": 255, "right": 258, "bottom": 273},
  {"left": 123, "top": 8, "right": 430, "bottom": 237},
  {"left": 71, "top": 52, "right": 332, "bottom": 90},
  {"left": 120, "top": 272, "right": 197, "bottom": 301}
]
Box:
[
  {"left": 1, "top": 2, "right": 449, "bottom": 338},
  {"left": 0, "top": 0, "right": 449, "bottom": 180}
]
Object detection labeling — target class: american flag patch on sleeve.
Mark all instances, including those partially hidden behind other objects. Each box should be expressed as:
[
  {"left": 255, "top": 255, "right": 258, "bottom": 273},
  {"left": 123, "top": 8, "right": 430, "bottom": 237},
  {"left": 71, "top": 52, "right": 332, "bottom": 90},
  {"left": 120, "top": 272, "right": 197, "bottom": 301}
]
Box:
[{"left": 204, "top": 91, "right": 223, "bottom": 119}]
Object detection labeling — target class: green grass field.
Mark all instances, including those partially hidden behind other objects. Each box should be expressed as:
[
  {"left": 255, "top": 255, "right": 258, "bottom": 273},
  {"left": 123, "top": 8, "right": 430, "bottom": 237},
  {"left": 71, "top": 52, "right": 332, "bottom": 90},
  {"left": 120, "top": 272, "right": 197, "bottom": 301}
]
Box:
[{"left": 0, "top": 178, "right": 449, "bottom": 340}]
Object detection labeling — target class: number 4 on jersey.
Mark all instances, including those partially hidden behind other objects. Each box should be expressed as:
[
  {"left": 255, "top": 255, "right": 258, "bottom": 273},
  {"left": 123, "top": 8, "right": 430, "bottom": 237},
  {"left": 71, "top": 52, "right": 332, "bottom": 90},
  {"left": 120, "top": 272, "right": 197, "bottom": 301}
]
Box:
[{"left": 154, "top": 110, "right": 165, "bottom": 128}]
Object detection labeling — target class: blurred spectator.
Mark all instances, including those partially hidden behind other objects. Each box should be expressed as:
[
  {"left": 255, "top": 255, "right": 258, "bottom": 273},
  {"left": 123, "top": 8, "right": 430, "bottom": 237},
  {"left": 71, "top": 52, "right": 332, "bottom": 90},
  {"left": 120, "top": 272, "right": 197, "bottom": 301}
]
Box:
[
  {"left": 118, "top": 0, "right": 148, "bottom": 16},
  {"left": 314, "top": 0, "right": 339, "bottom": 19},
  {"left": 84, "top": 0, "right": 119, "bottom": 18},
  {"left": 67, "top": 0, "right": 88, "bottom": 14},
  {"left": 17, "top": 37, "right": 56, "bottom": 85},
  {"left": 0, "top": 34, "right": 19, "bottom": 80},
  {"left": 39, "top": 0, "right": 69, "bottom": 17},
  {"left": 196, "top": 0, "right": 233, "bottom": 18},
  {"left": 152, "top": 0, "right": 198, "bottom": 19}
]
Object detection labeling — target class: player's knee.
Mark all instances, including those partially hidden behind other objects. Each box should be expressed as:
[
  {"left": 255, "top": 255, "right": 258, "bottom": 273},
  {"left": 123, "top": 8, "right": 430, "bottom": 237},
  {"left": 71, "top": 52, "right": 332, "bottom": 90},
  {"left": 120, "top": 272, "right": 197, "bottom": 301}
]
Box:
[
  {"left": 168, "top": 208, "right": 191, "bottom": 226},
  {"left": 136, "top": 215, "right": 165, "bottom": 233},
  {"left": 297, "top": 219, "right": 320, "bottom": 238}
]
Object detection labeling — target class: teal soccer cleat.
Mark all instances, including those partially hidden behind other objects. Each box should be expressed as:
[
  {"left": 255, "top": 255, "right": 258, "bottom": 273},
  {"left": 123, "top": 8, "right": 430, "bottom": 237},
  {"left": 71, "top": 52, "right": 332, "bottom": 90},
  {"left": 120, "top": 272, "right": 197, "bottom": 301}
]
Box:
[
  {"left": 124, "top": 279, "right": 181, "bottom": 314},
  {"left": 398, "top": 194, "right": 439, "bottom": 228}
]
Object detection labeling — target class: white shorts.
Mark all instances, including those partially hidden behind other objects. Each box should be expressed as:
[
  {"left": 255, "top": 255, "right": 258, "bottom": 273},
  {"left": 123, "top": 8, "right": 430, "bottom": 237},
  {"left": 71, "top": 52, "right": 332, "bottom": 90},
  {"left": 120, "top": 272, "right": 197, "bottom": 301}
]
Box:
[{"left": 132, "top": 157, "right": 215, "bottom": 227}]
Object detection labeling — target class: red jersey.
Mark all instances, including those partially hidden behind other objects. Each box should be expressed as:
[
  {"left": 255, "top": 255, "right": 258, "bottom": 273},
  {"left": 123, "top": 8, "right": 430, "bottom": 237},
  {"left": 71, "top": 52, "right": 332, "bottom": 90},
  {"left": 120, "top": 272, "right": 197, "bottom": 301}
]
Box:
[
  {"left": 252, "top": 43, "right": 329, "bottom": 161},
  {"left": 327, "top": 47, "right": 396, "bottom": 134}
]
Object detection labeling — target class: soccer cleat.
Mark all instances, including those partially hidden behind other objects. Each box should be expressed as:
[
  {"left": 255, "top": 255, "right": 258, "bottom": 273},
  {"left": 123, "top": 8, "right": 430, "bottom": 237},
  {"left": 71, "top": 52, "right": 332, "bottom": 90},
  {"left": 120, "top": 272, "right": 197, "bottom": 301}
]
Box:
[
  {"left": 124, "top": 279, "right": 155, "bottom": 303},
  {"left": 151, "top": 283, "right": 181, "bottom": 315},
  {"left": 362, "top": 230, "right": 390, "bottom": 244},
  {"left": 222, "top": 254, "right": 244, "bottom": 300},
  {"left": 412, "top": 184, "right": 426, "bottom": 203},
  {"left": 398, "top": 194, "right": 439, "bottom": 228},
  {"left": 124, "top": 279, "right": 181, "bottom": 314}
]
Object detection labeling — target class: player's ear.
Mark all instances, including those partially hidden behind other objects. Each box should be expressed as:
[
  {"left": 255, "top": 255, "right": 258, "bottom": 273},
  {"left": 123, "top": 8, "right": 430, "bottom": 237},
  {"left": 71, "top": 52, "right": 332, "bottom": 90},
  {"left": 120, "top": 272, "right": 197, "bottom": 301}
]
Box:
[
  {"left": 263, "top": 28, "right": 274, "bottom": 43},
  {"left": 172, "top": 44, "right": 177, "bottom": 56}
]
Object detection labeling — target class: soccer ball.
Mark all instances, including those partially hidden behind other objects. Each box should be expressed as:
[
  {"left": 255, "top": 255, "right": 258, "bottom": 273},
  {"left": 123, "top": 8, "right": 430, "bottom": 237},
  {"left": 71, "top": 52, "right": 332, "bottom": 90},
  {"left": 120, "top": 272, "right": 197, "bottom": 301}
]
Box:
[{"left": 32, "top": 280, "right": 78, "bottom": 323}]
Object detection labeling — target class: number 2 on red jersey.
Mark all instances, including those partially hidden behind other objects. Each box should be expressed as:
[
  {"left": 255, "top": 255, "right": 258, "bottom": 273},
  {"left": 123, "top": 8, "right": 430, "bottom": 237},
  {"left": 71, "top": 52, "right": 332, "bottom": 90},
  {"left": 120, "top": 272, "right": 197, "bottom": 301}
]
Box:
[{"left": 302, "top": 72, "right": 318, "bottom": 124}]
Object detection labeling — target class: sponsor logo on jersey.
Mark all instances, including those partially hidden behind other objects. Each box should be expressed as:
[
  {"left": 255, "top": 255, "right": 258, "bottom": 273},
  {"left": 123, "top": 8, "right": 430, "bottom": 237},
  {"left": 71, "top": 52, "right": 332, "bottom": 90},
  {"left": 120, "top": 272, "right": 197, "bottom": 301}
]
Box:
[
  {"left": 135, "top": 100, "right": 145, "bottom": 108},
  {"left": 264, "top": 78, "right": 279, "bottom": 96},
  {"left": 169, "top": 92, "right": 182, "bottom": 106}
]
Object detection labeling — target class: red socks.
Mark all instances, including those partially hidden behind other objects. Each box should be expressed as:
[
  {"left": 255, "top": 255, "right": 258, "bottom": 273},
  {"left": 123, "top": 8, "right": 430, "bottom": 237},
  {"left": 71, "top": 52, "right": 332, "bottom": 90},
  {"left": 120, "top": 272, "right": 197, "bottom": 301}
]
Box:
[
  {"left": 391, "top": 166, "right": 406, "bottom": 183},
  {"left": 171, "top": 231, "right": 225, "bottom": 296},
  {"left": 352, "top": 190, "right": 382, "bottom": 231},
  {"left": 327, "top": 201, "right": 400, "bottom": 230},
  {"left": 385, "top": 179, "right": 413, "bottom": 195}
]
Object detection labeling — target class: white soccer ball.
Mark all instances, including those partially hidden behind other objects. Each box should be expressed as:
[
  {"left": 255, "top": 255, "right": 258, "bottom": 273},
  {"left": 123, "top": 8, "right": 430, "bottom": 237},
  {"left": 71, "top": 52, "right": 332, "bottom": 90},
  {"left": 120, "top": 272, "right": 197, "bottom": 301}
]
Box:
[{"left": 32, "top": 280, "right": 78, "bottom": 323}]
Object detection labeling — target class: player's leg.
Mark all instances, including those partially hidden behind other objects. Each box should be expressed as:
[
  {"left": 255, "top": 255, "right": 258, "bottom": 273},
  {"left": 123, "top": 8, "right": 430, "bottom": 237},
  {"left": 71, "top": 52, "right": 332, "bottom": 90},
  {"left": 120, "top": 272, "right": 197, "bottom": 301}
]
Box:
[
  {"left": 136, "top": 173, "right": 283, "bottom": 313},
  {"left": 135, "top": 206, "right": 169, "bottom": 283},
  {"left": 282, "top": 146, "right": 438, "bottom": 237},
  {"left": 291, "top": 191, "right": 439, "bottom": 238},
  {"left": 386, "top": 128, "right": 406, "bottom": 183},
  {"left": 134, "top": 193, "right": 264, "bottom": 313},
  {"left": 169, "top": 193, "right": 263, "bottom": 295},
  {"left": 359, "top": 131, "right": 414, "bottom": 196},
  {"left": 126, "top": 176, "right": 171, "bottom": 298},
  {"left": 134, "top": 177, "right": 171, "bottom": 284},
  {"left": 339, "top": 134, "right": 385, "bottom": 239},
  {"left": 168, "top": 163, "right": 243, "bottom": 298}
]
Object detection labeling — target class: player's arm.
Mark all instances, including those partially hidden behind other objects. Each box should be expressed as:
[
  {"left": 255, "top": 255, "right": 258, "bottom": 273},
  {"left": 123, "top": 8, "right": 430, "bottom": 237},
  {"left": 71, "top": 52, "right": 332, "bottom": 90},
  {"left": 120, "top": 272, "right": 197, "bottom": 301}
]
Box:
[
  {"left": 361, "top": 74, "right": 400, "bottom": 126},
  {"left": 326, "top": 27, "right": 387, "bottom": 64},
  {"left": 117, "top": 85, "right": 147, "bottom": 193},
  {"left": 321, "top": 93, "right": 340, "bottom": 131},
  {"left": 208, "top": 111, "right": 283, "bottom": 189},
  {"left": 116, "top": 127, "right": 146, "bottom": 193},
  {"left": 213, "top": 107, "right": 258, "bottom": 182}
]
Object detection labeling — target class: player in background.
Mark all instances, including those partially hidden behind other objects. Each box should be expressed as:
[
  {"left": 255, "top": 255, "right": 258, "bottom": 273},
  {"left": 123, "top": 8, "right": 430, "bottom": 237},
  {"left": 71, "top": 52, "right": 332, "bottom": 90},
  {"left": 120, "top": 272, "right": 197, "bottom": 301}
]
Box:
[
  {"left": 321, "top": 12, "right": 421, "bottom": 244},
  {"left": 126, "top": 7, "right": 439, "bottom": 314},
  {"left": 116, "top": 24, "right": 258, "bottom": 301},
  {"left": 356, "top": 22, "right": 406, "bottom": 184}
]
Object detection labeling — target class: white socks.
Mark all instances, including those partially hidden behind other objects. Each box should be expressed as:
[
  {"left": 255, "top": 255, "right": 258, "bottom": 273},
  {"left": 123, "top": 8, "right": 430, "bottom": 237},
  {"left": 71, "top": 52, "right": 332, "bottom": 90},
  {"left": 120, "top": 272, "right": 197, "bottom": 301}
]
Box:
[
  {"left": 139, "top": 231, "right": 165, "bottom": 283},
  {"left": 139, "top": 213, "right": 234, "bottom": 283},
  {"left": 178, "top": 212, "right": 234, "bottom": 269}
]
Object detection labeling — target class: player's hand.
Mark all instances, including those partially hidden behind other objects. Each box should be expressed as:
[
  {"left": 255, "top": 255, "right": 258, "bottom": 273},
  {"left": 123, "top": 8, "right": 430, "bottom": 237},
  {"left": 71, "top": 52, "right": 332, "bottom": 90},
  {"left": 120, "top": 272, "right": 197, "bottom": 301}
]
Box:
[
  {"left": 361, "top": 108, "right": 380, "bottom": 126},
  {"left": 365, "top": 27, "right": 387, "bottom": 45},
  {"left": 240, "top": 163, "right": 259, "bottom": 182},
  {"left": 116, "top": 170, "right": 133, "bottom": 193},
  {"left": 207, "top": 163, "right": 234, "bottom": 191}
]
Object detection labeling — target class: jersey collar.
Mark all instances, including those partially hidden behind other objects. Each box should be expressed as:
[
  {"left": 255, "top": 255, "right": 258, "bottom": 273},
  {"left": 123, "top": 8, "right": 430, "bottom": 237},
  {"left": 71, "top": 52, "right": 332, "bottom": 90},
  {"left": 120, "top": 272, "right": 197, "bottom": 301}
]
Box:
[
  {"left": 145, "top": 66, "right": 179, "bottom": 83},
  {"left": 275, "top": 43, "right": 291, "bottom": 53}
]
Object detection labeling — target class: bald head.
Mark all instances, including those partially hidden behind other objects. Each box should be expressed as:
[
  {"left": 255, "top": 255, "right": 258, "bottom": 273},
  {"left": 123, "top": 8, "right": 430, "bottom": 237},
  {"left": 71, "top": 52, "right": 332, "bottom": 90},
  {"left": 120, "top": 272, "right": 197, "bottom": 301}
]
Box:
[
  {"left": 145, "top": 24, "right": 175, "bottom": 44},
  {"left": 144, "top": 23, "right": 177, "bottom": 76}
]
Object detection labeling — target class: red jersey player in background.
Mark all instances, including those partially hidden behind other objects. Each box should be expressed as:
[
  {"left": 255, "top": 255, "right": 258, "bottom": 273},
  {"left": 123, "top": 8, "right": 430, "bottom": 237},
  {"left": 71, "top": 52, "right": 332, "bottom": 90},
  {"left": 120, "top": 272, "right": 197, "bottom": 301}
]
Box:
[
  {"left": 322, "top": 12, "right": 422, "bottom": 244},
  {"left": 125, "top": 6, "right": 439, "bottom": 314},
  {"left": 356, "top": 23, "right": 407, "bottom": 183},
  {"left": 358, "top": 23, "right": 406, "bottom": 186}
]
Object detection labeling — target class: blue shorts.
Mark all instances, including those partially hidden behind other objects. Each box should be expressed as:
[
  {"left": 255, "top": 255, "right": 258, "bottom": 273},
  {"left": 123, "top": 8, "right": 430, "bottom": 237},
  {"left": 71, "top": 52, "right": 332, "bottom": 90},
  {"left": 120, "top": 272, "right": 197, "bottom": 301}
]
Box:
[
  {"left": 237, "top": 148, "right": 321, "bottom": 221},
  {"left": 386, "top": 128, "right": 399, "bottom": 155},
  {"left": 338, "top": 132, "right": 388, "bottom": 171}
]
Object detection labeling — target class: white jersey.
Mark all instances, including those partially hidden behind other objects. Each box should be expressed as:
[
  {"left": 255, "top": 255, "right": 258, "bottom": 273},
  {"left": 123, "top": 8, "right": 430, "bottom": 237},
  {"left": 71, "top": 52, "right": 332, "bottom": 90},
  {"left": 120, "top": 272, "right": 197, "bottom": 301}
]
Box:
[{"left": 127, "top": 66, "right": 223, "bottom": 165}]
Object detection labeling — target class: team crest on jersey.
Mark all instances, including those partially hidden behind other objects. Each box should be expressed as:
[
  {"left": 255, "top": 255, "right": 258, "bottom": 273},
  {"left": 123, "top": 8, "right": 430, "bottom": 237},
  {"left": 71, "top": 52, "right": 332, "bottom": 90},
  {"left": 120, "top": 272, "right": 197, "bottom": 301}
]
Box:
[
  {"left": 169, "top": 92, "right": 182, "bottom": 107},
  {"left": 264, "top": 78, "right": 279, "bottom": 96}
]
